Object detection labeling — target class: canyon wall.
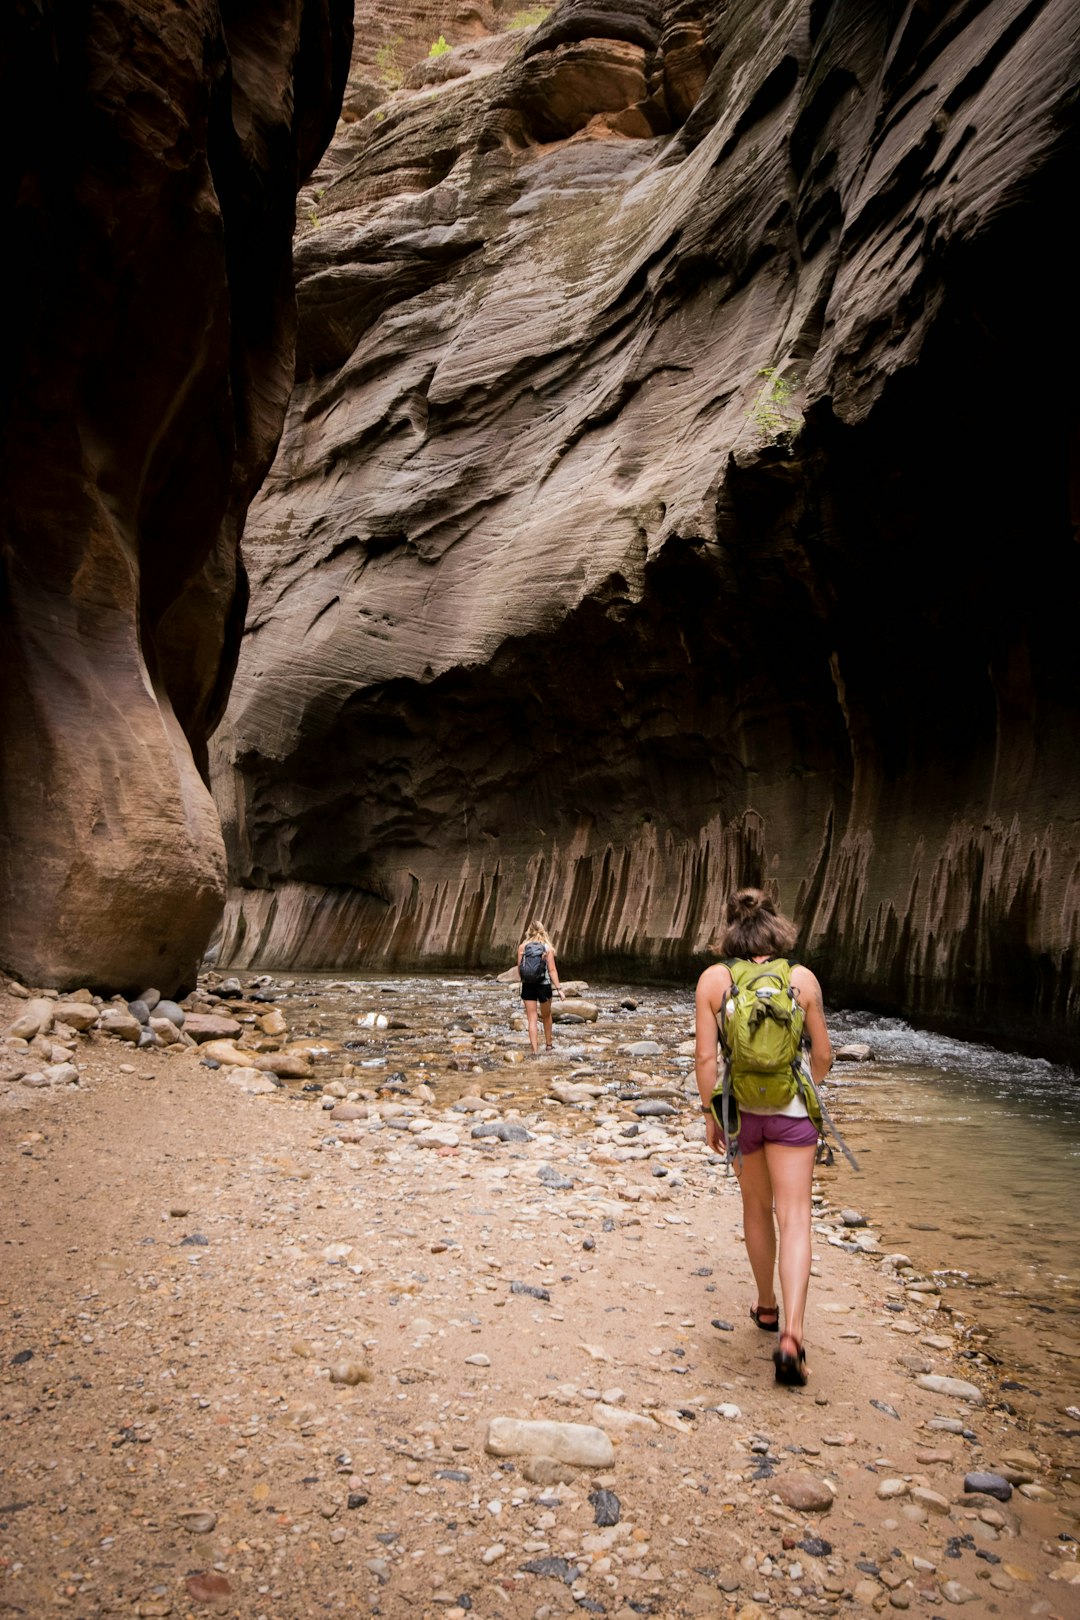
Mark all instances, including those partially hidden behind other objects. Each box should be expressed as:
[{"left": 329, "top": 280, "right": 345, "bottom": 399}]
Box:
[
  {"left": 213, "top": 0, "right": 1080, "bottom": 1060},
  {"left": 0, "top": 0, "right": 352, "bottom": 994}
]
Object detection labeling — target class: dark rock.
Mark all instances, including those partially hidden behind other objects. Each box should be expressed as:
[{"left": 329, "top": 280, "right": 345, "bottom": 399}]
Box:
[
  {"left": 9, "top": 1350, "right": 33, "bottom": 1366},
  {"left": 180, "top": 1233, "right": 210, "bottom": 1247},
  {"left": 710, "top": 1319, "right": 734, "bottom": 1332},
  {"left": 799, "top": 1537, "right": 832, "bottom": 1558},
  {"left": 589, "top": 1488, "right": 621, "bottom": 1527},
  {"left": 537, "top": 1165, "right": 575, "bottom": 1190},
  {"left": 870, "top": 1399, "right": 901, "bottom": 1420},
  {"left": 964, "top": 1471, "right": 1013, "bottom": 1502},
  {"left": 346, "top": 1492, "right": 369, "bottom": 1509},
  {"left": 472, "top": 1121, "right": 532, "bottom": 1142},
  {"left": 518, "top": 1557, "right": 583, "bottom": 1585},
  {"left": 510, "top": 1281, "right": 551, "bottom": 1302}
]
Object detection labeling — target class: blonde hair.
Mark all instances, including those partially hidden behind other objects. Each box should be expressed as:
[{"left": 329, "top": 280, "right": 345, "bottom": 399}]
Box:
[
  {"left": 716, "top": 887, "right": 798, "bottom": 958},
  {"left": 522, "top": 920, "right": 552, "bottom": 947}
]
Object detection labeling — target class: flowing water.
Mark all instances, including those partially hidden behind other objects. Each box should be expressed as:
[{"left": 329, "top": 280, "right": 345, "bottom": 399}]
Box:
[
  {"left": 234, "top": 968, "right": 1080, "bottom": 1486},
  {"left": 820, "top": 1010, "right": 1080, "bottom": 1475}
]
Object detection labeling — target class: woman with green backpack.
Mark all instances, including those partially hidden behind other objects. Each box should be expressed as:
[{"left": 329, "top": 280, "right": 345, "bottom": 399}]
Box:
[{"left": 695, "top": 888, "right": 833, "bottom": 1386}]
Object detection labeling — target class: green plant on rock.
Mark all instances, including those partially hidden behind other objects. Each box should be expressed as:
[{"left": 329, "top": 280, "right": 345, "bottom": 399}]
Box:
[
  {"left": 745, "top": 366, "right": 802, "bottom": 446},
  {"left": 428, "top": 34, "right": 451, "bottom": 57},
  {"left": 507, "top": 5, "right": 551, "bottom": 27},
  {"left": 375, "top": 37, "right": 403, "bottom": 88}
]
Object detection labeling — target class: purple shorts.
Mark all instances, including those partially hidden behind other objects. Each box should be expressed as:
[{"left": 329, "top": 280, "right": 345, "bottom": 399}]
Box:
[{"left": 736, "top": 1111, "right": 819, "bottom": 1154}]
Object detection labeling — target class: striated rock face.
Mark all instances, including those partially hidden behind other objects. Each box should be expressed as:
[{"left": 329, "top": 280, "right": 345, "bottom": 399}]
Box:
[
  {"left": 214, "top": 0, "right": 1080, "bottom": 1059},
  {"left": 0, "top": 0, "right": 352, "bottom": 994}
]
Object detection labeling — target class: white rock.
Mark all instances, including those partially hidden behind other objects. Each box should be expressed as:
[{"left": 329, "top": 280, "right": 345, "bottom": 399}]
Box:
[
  {"left": 465, "top": 1353, "right": 491, "bottom": 1367},
  {"left": 148, "top": 1016, "right": 182, "bottom": 1044},
  {"left": 591, "top": 1403, "right": 660, "bottom": 1436},
  {"left": 51, "top": 1001, "right": 99, "bottom": 1032},
  {"left": 910, "top": 1487, "right": 952, "bottom": 1516},
  {"left": 225, "top": 1067, "right": 279, "bottom": 1094},
  {"left": 97, "top": 1007, "right": 142, "bottom": 1042},
  {"left": 4, "top": 998, "right": 56, "bottom": 1040},
  {"left": 877, "top": 1479, "right": 910, "bottom": 1500},
  {"left": 485, "top": 1417, "right": 615, "bottom": 1468},
  {"left": 42, "top": 1062, "right": 79, "bottom": 1086},
  {"left": 916, "top": 1374, "right": 983, "bottom": 1405}
]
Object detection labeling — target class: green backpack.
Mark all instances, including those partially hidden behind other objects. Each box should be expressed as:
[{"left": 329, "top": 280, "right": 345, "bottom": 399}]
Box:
[
  {"left": 720, "top": 958, "right": 805, "bottom": 1109},
  {"left": 710, "top": 958, "right": 858, "bottom": 1170}
]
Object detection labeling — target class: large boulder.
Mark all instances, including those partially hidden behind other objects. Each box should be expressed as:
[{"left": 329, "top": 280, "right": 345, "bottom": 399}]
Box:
[
  {"left": 212, "top": 0, "right": 1080, "bottom": 1060},
  {"left": 0, "top": 0, "right": 353, "bottom": 995}
]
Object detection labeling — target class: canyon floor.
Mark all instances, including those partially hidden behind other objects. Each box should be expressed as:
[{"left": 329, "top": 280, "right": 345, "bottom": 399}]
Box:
[{"left": 1, "top": 974, "right": 1077, "bottom": 1620}]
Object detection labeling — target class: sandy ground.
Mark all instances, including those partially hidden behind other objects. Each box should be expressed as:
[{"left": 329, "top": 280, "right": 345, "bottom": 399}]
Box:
[{"left": 1, "top": 976, "right": 1077, "bottom": 1620}]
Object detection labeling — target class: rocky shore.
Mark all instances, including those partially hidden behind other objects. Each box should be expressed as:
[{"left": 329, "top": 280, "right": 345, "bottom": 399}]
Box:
[{"left": 1, "top": 973, "right": 1077, "bottom": 1619}]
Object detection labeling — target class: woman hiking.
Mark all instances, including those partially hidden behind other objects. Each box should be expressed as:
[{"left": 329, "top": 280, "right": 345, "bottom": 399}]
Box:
[
  {"left": 516, "top": 922, "right": 565, "bottom": 1056},
  {"left": 695, "top": 888, "right": 832, "bottom": 1385}
]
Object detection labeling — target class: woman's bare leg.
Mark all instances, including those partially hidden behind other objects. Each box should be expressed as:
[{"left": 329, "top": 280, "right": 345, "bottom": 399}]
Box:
[
  {"left": 735, "top": 1149, "right": 777, "bottom": 1313},
  {"left": 540, "top": 1000, "right": 554, "bottom": 1049},
  {"left": 763, "top": 1141, "right": 816, "bottom": 1349},
  {"left": 524, "top": 999, "right": 539, "bottom": 1053}
]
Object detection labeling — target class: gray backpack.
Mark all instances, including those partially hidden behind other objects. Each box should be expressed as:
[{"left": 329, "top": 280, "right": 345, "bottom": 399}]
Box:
[{"left": 520, "top": 941, "right": 548, "bottom": 984}]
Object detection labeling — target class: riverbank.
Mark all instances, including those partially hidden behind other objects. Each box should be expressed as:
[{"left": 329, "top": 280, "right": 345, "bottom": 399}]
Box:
[{"left": 1, "top": 972, "right": 1077, "bottom": 1618}]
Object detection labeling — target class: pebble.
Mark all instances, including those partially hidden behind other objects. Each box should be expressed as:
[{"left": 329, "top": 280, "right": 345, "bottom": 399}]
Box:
[
  {"left": 176, "top": 1508, "right": 217, "bottom": 1533},
  {"left": 909, "top": 1487, "right": 951, "bottom": 1516},
  {"left": 329, "top": 1361, "right": 373, "bottom": 1385}
]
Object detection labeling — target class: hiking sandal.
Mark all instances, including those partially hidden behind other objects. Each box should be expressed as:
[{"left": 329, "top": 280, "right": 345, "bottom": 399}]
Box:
[
  {"left": 773, "top": 1334, "right": 808, "bottom": 1386},
  {"left": 749, "top": 1304, "right": 779, "bottom": 1332}
]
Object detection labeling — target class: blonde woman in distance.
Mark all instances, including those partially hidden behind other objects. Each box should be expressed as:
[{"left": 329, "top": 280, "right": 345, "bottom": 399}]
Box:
[{"left": 516, "top": 921, "right": 565, "bottom": 1055}]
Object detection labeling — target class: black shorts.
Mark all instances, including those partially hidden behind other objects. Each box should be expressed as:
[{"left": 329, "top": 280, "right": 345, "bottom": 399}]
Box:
[{"left": 521, "top": 981, "right": 552, "bottom": 1004}]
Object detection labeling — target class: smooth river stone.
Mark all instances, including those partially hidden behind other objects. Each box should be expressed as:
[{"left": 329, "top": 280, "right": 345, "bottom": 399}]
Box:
[
  {"left": 51, "top": 1001, "right": 99, "bottom": 1031},
  {"left": 775, "top": 1474, "right": 834, "bottom": 1513},
  {"left": 485, "top": 1417, "right": 615, "bottom": 1469},
  {"left": 182, "top": 1012, "right": 243, "bottom": 1042},
  {"left": 97, "top": 1007, "right": 142, "bottom": 1042},
  {"left": 3, "top": 997, "right": 56, "bottom": 1040},
  {"left": 963, "top": 1471, "right": 1012, "bottom": 1501}
]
